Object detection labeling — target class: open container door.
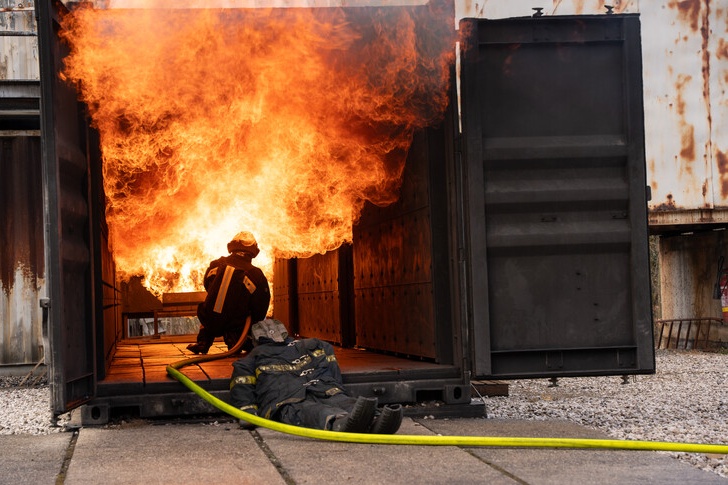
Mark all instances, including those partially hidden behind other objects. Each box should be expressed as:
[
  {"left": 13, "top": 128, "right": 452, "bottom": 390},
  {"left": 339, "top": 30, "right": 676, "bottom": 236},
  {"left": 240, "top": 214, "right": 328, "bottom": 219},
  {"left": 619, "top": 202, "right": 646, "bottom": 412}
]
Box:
[
  {"left": 460, "top": 14, "right": 654, "bottom": 379},
  {"left": 37, "top": 0, "right": 100, "bottom": 415}
]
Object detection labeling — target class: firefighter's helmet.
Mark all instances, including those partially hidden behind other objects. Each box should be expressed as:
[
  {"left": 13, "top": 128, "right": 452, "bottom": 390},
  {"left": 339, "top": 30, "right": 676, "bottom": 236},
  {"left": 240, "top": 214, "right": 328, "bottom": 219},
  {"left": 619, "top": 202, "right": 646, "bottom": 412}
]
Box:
[{"left": 227, "top": 231, "right": 260, "bottom": 257}]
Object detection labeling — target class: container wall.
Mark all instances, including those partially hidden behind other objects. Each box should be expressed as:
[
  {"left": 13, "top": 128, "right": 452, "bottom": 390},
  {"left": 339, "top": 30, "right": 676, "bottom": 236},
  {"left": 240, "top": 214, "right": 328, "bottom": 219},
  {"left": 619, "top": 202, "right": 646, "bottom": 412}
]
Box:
[
  {"left": 275, "top": 123, "right": 456, "bottom": 363},
  {"left": 641, "top": 1, "right": 728, "bottom": 213},
  {"left": 295, "top": 247, "right": 353, "bottom": 346},
  {"left": 353, "top": 127, "right": 453, "bottom": 360},
  {"left": 0, "top": 133, "right": 44, "bottom": 366},
  {"left": 658, "top": 231, "right": 728, "bottom": 321},
  {"left": 0, "top": 2, "right": 44, "bottom": 368},
  {"left": 456, "top": 0, "right": 728, "bottom": 225},
  {"left": 460, "top": 15, "right": 654, "bottom": 378},
  {"left": 36, "top": 0, "right": 98, "bottom": 413},
  {"left": 0, "top": 0, "right": 39, "bottom": 81}
]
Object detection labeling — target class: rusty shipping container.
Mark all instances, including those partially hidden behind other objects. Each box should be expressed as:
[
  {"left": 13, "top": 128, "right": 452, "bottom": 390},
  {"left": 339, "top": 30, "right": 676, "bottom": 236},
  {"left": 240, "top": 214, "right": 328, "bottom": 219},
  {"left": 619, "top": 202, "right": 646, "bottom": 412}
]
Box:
[
  {"left": 0, "top": 0, "right": 43, "bottom": 369},
  {"left": 34, "top": 0, "right": 654, "bottom": 422}
]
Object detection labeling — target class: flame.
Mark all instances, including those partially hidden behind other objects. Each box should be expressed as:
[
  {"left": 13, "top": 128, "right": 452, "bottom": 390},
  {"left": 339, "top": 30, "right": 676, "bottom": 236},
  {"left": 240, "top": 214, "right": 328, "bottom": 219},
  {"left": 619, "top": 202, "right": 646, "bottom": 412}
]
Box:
[{"left": 59, "top": 2, "right": 455, "bottom": 295}]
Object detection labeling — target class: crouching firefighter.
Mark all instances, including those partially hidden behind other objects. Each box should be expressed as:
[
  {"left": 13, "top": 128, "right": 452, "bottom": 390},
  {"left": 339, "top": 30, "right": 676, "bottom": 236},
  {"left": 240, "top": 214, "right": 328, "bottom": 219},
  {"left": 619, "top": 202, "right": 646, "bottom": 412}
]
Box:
[
  {"left": 229, "top": 319, "right": 403, "bottom": 434},
  {"left": 187, "top": 231, "right": 271, "bottom": 355}
]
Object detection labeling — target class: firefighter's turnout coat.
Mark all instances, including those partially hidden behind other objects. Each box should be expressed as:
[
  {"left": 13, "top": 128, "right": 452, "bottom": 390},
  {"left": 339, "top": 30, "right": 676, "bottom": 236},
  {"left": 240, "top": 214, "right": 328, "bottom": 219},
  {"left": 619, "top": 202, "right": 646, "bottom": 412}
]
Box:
[
  {"left": 198, "top": 253, "right": 270, "bottom": 328},
  {"left": 230, "top": 338, "right": 349, "bottom": 419}
]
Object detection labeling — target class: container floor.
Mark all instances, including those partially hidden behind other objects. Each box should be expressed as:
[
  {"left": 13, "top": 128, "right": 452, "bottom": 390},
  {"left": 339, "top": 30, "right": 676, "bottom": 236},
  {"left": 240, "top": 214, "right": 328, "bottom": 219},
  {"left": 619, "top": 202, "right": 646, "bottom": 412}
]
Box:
[{"left": 101, "top": 335, "right": 447, "bottom": 387}]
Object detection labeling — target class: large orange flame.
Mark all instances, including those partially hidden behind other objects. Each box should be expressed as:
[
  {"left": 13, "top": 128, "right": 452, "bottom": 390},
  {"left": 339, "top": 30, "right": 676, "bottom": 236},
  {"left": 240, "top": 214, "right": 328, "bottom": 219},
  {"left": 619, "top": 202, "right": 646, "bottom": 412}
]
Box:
[{"left": 59, "top": 2, "right": 455, "bottom": 295}]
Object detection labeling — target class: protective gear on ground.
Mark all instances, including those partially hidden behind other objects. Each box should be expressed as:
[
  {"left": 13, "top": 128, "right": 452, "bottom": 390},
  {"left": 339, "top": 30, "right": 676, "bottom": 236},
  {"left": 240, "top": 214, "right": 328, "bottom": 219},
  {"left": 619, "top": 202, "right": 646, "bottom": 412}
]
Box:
[
  {"left": 230, "top": 330, "right": 402, "bottom": 433},
  {"left": 251, "top": 319, "right": 289, "bottom": 345}
]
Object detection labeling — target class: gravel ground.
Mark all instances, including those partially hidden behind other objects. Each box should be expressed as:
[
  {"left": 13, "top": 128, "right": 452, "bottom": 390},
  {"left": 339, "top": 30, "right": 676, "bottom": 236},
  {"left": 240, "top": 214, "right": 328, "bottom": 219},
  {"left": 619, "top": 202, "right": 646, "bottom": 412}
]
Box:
[
  {"left": 486, "top": 349, "right": 728, "bottom": 478},
  {"left": 1, "top": 349, "right": 726, "bottom": 478}
]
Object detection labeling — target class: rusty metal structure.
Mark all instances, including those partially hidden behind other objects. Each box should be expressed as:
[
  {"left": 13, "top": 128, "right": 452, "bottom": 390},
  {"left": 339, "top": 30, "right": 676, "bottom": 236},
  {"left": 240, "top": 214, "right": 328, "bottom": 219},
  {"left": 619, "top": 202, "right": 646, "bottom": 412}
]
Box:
[{"left": 0, "top": 0, "right": 43, "bottom": 369}]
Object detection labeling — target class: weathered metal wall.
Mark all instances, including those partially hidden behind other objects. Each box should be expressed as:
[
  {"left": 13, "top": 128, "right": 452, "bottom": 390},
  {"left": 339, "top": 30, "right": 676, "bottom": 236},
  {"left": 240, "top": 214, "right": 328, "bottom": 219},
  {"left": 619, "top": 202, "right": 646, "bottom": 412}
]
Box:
[
  {"left": 0, "top": 131, "right": 44, "bottom": 366},
  {"left": 658, "top": 230, "right": 727, "bottom": 320},
  {"left": 0, "top": 0, "right": 38, "bottom": 80},
  {"left": 456, "top": 0, "right": 728, "bottom": 228},
  {"left": 642, "top": 0, "right": 728, "bottom": 223},
  {"left": 0, "top": 2, "right": 42, "bottom": 368}
]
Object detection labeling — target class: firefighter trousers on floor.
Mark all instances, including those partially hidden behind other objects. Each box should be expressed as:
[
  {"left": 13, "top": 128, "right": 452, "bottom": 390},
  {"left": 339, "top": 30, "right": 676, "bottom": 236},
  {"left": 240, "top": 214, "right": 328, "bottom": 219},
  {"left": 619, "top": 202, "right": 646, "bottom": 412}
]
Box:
[{"left": 277, "top": 392, "right": 361, "bottom": 430}]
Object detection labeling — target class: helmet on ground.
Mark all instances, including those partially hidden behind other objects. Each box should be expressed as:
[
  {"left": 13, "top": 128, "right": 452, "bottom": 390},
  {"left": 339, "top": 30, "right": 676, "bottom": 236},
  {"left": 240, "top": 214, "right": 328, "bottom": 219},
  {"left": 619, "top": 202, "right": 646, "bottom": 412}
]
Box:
[
  {"left": 251, "top": 319, "right": 289, "bottom": 345},
  {"left": 227, "top": 231, "right": 260, "bottom": 257}
]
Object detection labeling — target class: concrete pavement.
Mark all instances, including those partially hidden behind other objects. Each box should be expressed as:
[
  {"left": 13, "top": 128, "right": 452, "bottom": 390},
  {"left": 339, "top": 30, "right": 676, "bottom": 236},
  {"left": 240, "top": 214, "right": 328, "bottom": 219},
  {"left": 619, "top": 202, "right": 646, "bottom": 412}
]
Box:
[{"left": 2, "top": 417, "right": 725, "bottom": 484}]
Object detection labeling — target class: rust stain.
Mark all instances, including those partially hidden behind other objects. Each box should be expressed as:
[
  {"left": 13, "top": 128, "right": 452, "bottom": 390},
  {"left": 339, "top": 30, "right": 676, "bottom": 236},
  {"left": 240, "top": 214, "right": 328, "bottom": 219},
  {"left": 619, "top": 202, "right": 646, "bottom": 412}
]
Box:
[
  {"left": 0, "top": 137, "right": 44, "bottom": 294},
  {"left": 612, "top": 1, "right": 633, "bottom": 14},
  {"left": 674, "top": 74, "right": 696, "bottom": 167},
  {"left": 717, "top": 150, "right": 728, "bottom": 199},
  {"left": 717, "top": 38, "right": 728, "bottom": 60},
  {"left": 680, "top": 124, "right": 696, "bottom": 162},
  {"left": 701, "top": 0, "right": 712, "bottom": 159},
  {"left": 669, "top": 0, "right": 703, "bottom": 32},
  {"left": 653, "top": 194, "right": 678, "bottom": 211}
]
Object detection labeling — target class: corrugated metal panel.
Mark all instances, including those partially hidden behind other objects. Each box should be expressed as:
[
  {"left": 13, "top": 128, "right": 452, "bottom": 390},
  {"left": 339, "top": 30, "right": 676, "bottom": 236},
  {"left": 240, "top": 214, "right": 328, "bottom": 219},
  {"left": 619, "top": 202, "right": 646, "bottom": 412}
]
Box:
[
  {"left": 0, "top": 0, "right": 38, "bottom": 80},
  {"left": 0, "top": 134, "right": 44, "bottom": 366},
  {"left": 642, "top": 0, "right": 714, "bottom": 212},
  {"left": 460, "top": 14, "right": 654, "bottom": 378},
  {"left": 455, "top": 0, "right": 727, "bottom": 226},
  {"left": 0, "top": 0, "right": 42, "bottom": 367},
  {"left": 455, "top": 0, "right": 639, "bottom": 21}
]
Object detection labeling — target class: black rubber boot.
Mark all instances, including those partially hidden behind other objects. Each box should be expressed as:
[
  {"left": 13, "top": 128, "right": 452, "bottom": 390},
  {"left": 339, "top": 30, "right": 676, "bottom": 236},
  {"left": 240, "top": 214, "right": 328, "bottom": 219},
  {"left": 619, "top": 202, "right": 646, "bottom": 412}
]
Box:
[
  {"left": 369, "top": 404, "right": 403, "bottom": 434},
  {"left": 332, "top": 397, "right": 378, "bottom": 433},
  {"left": 186, "top": 342, "right": 211, "bottom": 355}
]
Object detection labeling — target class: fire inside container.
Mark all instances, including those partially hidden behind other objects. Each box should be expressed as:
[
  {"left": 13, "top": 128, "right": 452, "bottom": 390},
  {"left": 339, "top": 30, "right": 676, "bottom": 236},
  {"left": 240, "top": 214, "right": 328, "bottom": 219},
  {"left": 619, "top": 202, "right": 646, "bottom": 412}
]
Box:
[{"left": 36, "top": 0, "right": 655, "bottom": 422}]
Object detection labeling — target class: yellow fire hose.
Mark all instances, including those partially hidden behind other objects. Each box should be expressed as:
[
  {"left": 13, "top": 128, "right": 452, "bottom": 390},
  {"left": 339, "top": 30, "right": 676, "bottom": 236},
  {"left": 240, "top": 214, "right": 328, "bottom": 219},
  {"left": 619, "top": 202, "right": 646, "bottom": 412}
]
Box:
[{"left": 167, "top": 319, "right": 728, "bottom": 454}]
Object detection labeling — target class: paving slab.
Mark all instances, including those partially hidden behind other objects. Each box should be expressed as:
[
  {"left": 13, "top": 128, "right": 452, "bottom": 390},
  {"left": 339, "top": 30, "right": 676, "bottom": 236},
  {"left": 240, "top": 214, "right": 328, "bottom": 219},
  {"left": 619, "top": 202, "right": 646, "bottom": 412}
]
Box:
[
  {"left": 419, "top": 418, "right": 727, "bottom": 485},
  {"left": 256, "top": 418, "right": 518, "bottom": 485},
  {"left": 5, "top": 417, "right": 725, "bottom": 484},
  {"left": 0, "top": 433, "right": 71, "bottom": 485},
  {"left": 64, "top": 422, "right": 286, "bottom": 485}
]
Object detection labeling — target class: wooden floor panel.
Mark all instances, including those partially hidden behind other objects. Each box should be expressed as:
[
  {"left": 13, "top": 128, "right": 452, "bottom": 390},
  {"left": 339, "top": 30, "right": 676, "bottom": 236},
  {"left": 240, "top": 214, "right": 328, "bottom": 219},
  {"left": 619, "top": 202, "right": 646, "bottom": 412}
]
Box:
[{"left": 102, "top": 336, "right": 445, "bottom": 385}]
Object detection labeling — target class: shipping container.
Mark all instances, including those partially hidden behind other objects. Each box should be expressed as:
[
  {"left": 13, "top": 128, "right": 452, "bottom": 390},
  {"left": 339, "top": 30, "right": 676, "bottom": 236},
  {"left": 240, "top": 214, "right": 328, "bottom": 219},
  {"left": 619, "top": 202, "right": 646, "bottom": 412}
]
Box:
[
  {"left": 35, "top": 0, "right": 654, "bottom": 423},
  {"left": 0, "top": 0, "right": 43, "bottom": 370}
]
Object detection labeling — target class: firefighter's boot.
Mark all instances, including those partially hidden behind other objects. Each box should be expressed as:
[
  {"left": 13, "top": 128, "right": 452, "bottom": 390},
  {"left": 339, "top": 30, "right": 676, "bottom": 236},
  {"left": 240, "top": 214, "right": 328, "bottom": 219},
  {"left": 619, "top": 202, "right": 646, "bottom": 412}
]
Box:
[
  {"left": 186, "top": 342, "right": 211, "bottom": 355},
  {"left": 332, "top": 396, "right": 378, "bottom": 433},
  {"left": 369, "top": 404, "right": 403, "bottom": 434}
]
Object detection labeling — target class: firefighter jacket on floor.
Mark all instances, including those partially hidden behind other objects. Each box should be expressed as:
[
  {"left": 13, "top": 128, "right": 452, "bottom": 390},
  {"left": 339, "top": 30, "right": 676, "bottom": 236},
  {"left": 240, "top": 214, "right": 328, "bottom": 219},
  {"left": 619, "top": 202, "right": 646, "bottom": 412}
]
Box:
[
  {"left": 230, "top": 338, "right": 349, "bottom": 419},
  {"left": 197, "top": 252, "right": 271, "bottom": 333}
]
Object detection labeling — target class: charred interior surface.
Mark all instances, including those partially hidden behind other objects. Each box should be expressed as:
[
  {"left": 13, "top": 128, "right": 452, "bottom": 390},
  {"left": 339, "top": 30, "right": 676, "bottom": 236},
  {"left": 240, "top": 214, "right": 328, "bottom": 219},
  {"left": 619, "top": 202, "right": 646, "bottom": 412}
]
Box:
[
  {"left": 291, "top": 247, "right": 354, "bottom": 347},
  {"left": 353, "top": 127, "right": 453, "bottom": 360},
  {"left": 277, "top": 123, "right": 457, "bottom": 363}
]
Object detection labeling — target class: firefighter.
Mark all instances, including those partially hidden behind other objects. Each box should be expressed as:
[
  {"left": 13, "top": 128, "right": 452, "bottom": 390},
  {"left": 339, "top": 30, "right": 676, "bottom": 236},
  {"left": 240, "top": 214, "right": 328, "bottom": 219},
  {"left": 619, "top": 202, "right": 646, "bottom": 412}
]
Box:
[
  {"left": 187, "top": 231, "right": 271, "bottom": 355},
  {"left": 230, "top": 318, "right": 403, "bottom": 434}
]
